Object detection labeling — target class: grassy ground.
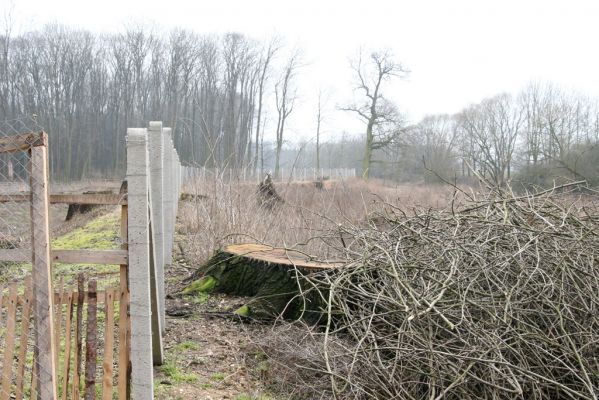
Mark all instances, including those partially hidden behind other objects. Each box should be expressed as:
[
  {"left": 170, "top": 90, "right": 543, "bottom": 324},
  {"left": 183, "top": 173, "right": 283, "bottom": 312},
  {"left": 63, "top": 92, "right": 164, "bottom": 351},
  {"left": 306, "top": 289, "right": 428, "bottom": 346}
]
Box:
[{"left": 52, "top": 208, "right": 121, "bottom": 288}]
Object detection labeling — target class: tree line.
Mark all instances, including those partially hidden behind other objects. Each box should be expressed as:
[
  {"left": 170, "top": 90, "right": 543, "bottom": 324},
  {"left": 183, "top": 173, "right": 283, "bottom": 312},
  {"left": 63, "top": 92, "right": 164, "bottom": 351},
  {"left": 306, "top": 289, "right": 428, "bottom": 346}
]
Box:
[
  {"left": 0, "top": 24, "right": 299, "bottom": 180},
  {"left": 278, "top": 81, "right": 599, "bottom": 188},
  {"left": 1, "top": 24, "right": 596, "bottom": 187},
  {"left": 397, "top": 83, "right": 599, "bottom": 187}
]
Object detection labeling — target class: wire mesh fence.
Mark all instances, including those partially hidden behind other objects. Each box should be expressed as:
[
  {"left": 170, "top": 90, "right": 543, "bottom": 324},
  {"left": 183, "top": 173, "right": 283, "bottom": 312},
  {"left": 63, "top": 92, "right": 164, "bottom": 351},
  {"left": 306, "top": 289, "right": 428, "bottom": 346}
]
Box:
[
  {"left": 0, "top": 117, "right": 54, "bottom": 398},
  {"left": 0, "top": 117, "right": 131, "bottom": 399}
]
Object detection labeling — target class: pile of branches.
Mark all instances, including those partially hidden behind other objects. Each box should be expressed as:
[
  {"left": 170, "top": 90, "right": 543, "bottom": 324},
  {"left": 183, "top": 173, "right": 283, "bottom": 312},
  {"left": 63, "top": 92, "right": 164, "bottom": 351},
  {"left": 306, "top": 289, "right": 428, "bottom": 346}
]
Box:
[{"left": 266, "top": 184, "right": 599, "bottom": 399}]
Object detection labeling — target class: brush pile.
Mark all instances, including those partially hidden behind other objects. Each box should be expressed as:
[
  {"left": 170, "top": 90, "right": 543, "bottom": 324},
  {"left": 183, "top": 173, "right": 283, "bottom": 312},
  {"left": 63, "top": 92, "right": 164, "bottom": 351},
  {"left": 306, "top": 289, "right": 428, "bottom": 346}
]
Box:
[{"left": 270, "top": 185, "right": 599, "bottom": 399}]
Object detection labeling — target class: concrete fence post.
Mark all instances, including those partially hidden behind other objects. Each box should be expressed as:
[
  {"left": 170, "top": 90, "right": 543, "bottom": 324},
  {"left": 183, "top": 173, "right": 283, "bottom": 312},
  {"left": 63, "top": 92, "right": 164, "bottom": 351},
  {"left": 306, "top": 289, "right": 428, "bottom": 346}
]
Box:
[
  {"left": 126, "top": 128, "right": 154, "bottom": 399},
  {"left": 162, "top": 128, "right": 174, "bottom": 270},
  {"left": 148, "top": 121, "right": 166, "bottom": 335}
]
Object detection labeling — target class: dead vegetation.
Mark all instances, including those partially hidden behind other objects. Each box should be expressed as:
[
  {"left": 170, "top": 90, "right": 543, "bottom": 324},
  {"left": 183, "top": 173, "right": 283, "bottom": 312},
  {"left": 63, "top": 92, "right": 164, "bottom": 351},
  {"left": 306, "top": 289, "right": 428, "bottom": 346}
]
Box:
[
  {"left": 252, "top": 183, "right": 599, "bottom": 399},
  {"left": 178, "top": 176, "right": 459, "bottom": 265},
  {"left": 179, "top": 176, "right": 599, "bottom": 399}
]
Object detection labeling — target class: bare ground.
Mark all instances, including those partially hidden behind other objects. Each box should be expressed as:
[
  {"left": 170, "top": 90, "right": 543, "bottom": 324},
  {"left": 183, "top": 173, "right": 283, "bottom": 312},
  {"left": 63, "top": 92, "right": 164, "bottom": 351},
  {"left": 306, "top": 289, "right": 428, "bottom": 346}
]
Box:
[{"left": 155, "top": 242, "right": 276, "bottom": 400}]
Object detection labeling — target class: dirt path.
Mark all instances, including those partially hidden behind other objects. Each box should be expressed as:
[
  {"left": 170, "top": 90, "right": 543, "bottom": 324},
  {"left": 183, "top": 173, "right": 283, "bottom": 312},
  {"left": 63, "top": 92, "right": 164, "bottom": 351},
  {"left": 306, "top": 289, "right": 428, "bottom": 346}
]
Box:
[{"left": 154, "top": 245, "right": 276, "bottom": 400}]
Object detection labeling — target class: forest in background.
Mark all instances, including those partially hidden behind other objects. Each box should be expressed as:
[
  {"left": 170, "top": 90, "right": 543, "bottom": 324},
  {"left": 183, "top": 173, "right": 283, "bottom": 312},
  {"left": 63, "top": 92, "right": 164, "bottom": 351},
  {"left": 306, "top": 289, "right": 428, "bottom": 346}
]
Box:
[
  {"left": 1, "top": 24, "right": 598, "bottom": 187},
  {"left": 0, "top": 24, "right": 285, "bottom": 180}
]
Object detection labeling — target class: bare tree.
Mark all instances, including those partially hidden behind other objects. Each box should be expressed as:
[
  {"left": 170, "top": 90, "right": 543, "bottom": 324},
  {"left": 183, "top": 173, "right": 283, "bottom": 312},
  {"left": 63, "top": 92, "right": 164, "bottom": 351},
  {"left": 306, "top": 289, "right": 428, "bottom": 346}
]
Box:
[
  {"left": 343, "top": 49, "right": 407, "bottom": 179},
  {"left": 315, "top": 88, "right": 329, "bottom": 173},
  {"left": 404, "top": 114, "right": 459, "bottom": 183},
  {"left": 253, "top": 36, "right": 281, "bottom": 174},
  {"left": 274, "top": 49, "right": 301, "bottom": 179},
  {"left": 458, "top": 94, "right": 523, "bottom": 186}
]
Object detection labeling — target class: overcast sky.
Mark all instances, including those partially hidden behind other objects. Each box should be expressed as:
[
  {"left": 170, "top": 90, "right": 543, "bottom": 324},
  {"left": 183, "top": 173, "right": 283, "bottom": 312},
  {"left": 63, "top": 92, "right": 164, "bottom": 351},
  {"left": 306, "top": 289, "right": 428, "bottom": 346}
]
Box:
[{"left": 6, "top": 0, "right": 599, "bottom": 142}]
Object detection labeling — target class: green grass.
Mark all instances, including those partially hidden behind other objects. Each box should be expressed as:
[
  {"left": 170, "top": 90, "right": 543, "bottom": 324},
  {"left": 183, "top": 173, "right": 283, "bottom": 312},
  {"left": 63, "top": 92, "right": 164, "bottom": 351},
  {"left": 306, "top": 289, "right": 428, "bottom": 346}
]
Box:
[
  {"left": 159, "top": 359, "right": 199, "bottom": 384},
  {"left": 52, "top": 211, "right": 121, "bottom": 286},
  {"left": 174, "top": 341, "right": 201, "bottom": 351},
  {"left": 53, "top": 212, "right": 120, "bottom": 250},
  {"left": 211, "top": 372, "right": 225, "bottom": 381}
]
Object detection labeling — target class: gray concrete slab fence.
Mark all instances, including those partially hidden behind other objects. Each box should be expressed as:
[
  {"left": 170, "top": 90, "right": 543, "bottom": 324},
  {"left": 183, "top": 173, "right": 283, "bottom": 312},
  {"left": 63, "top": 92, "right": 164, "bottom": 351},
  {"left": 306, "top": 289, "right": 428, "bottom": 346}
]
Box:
[{"left": 126, "top": 122, "right": 182, "bottom": 399}]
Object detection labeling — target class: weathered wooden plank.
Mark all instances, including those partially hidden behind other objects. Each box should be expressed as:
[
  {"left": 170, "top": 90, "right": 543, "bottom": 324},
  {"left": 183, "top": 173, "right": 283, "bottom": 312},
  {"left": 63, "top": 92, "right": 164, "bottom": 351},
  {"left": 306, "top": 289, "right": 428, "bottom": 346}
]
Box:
[
  {"left": 30, "top": 356, "right": 37, "bottom": 400},
  {"left": 14, "top": 277, "right": 33, "bottom": 400},
  {"left": 102, "top": 288, "right": 115, "bottom": 400},
  {"left": 0, "top": 248, "right": 30, "bottom": 262},
  {"left": 54, "top": 277, "right": 64, "bottom": 384},
  {"left": 0, "top": 249, "right": 128, "bottom": 264},
  {"left": 85, "top": 280, "right": 98, "bottom": 400},
  {"left": 73, "top": 274, "right": 85, "bottom": 399},
  {"left": 15, "top": 289, "right": 115, "bottom": 306},
  {"left": 0, "top": 193, "right": 127, "bottom": 205},
  {"left": 52, "top": 249, "right": 128, "bottom": 265},
  {"left": 29, "top": 143, "right": 58, "bottom": 400},
  {"left": 1, "top": 283, "right": 18, "bottom": 395},
  {"left": 0, "top": 131, "right": 46, "bottom": 154},
  {"left": 50, "top": 193, "right": 127, "bottom": 205}
]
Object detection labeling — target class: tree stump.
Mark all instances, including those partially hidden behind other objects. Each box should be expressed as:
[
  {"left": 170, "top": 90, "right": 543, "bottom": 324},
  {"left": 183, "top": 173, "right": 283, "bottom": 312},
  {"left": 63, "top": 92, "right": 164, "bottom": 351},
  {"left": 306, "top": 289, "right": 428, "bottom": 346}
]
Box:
[{"left": 184, "top": 244, "right": 343, "bottom": 321}]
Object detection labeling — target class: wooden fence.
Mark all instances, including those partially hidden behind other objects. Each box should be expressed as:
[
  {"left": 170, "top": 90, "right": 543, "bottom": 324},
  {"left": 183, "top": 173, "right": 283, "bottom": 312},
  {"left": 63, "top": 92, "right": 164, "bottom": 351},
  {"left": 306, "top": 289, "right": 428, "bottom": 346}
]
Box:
[
  {"left": 0, "top": 121, "right": 182, "bottom": 399},
  {"left": 0, "top": 274, "right": 128, "bottom": 399}
]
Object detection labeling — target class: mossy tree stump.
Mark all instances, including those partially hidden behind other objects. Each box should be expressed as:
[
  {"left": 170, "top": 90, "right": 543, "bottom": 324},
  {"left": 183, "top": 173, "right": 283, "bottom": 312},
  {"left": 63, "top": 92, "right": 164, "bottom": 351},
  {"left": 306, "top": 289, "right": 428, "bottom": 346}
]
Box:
[{"left": 185, "top": 244, "right": 343, "bottom": 321}]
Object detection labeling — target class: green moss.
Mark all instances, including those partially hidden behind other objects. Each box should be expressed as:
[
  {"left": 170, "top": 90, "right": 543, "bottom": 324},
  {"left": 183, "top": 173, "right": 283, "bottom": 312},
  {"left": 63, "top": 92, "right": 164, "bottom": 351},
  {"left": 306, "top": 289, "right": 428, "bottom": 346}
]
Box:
[
  {"left": 234, "top": 304, "right": 251, "bottom": 317},
  {"left": 191, "top": 292, "right": 209, "bottom": 305},
  {"left": 53, "top": 213, "right": 120, "bottom": 250},
  {"left": 182, "top": 276, "right": 218, "bottom": 295}
]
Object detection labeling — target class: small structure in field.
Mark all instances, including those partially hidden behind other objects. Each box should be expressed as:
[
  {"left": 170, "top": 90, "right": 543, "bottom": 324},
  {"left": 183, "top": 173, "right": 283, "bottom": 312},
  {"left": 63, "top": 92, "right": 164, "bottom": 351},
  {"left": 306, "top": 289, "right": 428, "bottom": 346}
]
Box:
[{"left": 257, "top": 173, "right": 283, "bottom": 209}]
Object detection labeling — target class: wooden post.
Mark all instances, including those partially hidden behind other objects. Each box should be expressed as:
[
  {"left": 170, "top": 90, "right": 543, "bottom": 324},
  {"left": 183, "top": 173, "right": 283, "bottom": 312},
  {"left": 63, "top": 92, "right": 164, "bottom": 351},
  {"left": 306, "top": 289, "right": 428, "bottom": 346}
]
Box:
[
  {"left": 29, "top": 135, "right": 58, "bottom": 400},
  {"left": 84, "top": 280, "right": 98, "bottom": 400},
  {"left": 102, "top": 288, "right": 115, "bottom": 400},
  {"left": 148, "top": 122, "right": 166, "bottom": 334},
  {"left": 126, "top": 128, "right": 154, "bottom": 399}
]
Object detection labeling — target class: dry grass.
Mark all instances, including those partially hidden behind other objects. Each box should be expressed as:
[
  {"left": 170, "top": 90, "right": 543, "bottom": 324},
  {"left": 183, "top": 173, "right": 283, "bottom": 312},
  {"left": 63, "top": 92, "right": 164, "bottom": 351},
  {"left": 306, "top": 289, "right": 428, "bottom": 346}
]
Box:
[{"left": 178, "top": 176, "right": 460, "bottom": 265}]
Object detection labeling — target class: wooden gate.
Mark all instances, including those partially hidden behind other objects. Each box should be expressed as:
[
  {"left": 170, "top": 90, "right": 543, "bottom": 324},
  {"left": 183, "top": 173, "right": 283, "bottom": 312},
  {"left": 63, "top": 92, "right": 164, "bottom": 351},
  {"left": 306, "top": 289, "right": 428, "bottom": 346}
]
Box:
[
  {"left": 0, "top": 273, "right": 129, "bottom": 399},
  {"left": 0, "top": 131, "right": 132, "bottom": 399},
  {"left": 0, "top": 122, "right": 180, "bottom": 398}
]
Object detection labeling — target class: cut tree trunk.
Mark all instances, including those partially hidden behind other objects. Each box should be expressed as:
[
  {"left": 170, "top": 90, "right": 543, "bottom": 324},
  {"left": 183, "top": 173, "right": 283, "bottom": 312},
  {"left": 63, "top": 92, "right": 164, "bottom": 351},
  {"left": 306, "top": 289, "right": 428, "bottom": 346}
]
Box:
[{"left": 184, "top": 244, "right": 343, "bottom": 322}]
